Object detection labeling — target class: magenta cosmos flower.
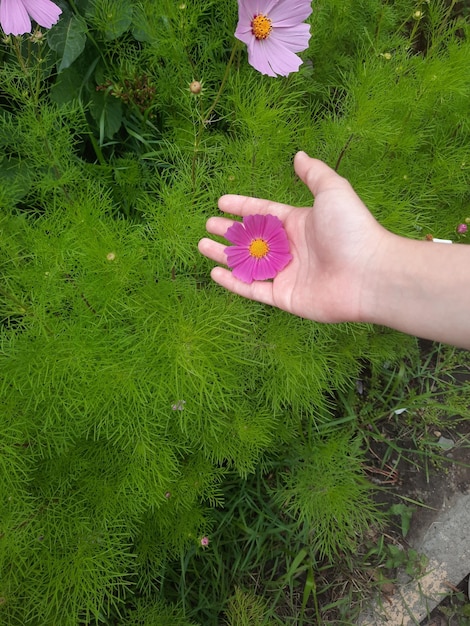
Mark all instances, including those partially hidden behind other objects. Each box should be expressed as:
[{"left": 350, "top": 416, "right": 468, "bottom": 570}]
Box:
[
  {"left": 224, "top": 214, "right": 292, "bottom": 284},
  {"left": 235, "top": 0, "right": 312, "bottom": 77},
  {"left": 0, "top": 0, "right": 62, "bottom": 36}
]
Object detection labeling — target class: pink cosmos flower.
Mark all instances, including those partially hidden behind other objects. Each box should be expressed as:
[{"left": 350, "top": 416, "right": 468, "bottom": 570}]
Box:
[
  {"left": 224, "top": 214, "right": 292, "bottom": 284},
  {"left": 200, "top": 536, "right": 210, "bottom": 547},
  {"left": 235, "top": 0, "right": 312, "bottom": 77},
  {"left": 0, "top": 0, "right": 62, "bottom": 36},
  {"left": 457, "top": 223, "right": 468, "bottom": 234}
]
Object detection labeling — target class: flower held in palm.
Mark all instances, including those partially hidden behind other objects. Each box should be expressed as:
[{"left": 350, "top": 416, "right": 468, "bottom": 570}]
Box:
[
  {"left": 224, "top": 214, "right": 292, "bottom": 284},
  {"left": 0, "top": 0, "right": 62, "bottom": 36},
  {"left": 235, "top": 0, "right": 312, "bottom": 77}
]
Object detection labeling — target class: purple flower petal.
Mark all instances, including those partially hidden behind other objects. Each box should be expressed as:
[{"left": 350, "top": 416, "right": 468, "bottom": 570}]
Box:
[
  {"left": 269, "top": 0, "right": 313, "bottom": 26},
  {"left": 236, "top": 0, "right": 256, "bottom": 20},
  {"left": 0, "top": 0, "right": 31, "bottom": 35},
  {"left": 270, "top": 23, "right": 311, "bottom": 53},
  {"left": 225, "top": 221, "right": 252, "bottom": 246},
  {"left": 243, "top": 214, "right": 268, "bottom": 239},
  {"left": 262, "top": 214, "right": 285, "bottom": 238},
  {"left": 252, "top": 258, "right": 276, "bottom": 281},
  {"left": 246, "top": 39, "right": 278, "bottom": 77},
  {"left": 253, "top": 36, "right": 304, "bottom": 76},
  {"left": 224, "top": 213, "right": 292, "bottom": 284},
  {"left": 235, "top": 0, "right": 312, "bottom": 77},
  {"left": 0, "top": 0, "right": 61, "bottom": 35},
  {"left": 22, "top": 0, "right": 62, "bottom": 29},
  {"left": 232, "top": 256, "right": 258, "bottom": 283}
]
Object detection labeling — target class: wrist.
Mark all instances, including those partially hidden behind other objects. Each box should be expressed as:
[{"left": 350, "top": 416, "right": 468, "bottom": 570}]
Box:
[
  {"left": 358, "top": 231, "right": 407, "bottom": 327},
  {"left": 358, "top": 233, "right": 470, "bottom": 348}
]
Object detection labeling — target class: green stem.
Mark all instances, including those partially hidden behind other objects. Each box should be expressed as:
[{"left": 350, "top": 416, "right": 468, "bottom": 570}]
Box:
[
  {"left": 0, "top": 286, "right": 28, "bottom": 311},
  {"left": 0, "top": 287, "right": 53, "bottom": 335},
  {"left": 67, "top": 0, "right": 112, "bottom": 73},
  {"left": 88, "top": 131, "right": 107, "bottom": 166},
  {"left": 203, "top": 42, "right": 239, "bottom": 125},
  {"left": 12, "top": 37, "right": 28, "bottom": 74},
  {"left": 191, "top": 42, "right": 240, "bottom": 190}
]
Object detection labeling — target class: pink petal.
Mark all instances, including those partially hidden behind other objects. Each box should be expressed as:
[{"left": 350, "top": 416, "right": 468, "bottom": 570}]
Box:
[
  {"left": 232, "top": 256, "right": 258, "bottom": 283},
  {"left": 235, "top": 0, "right": 311, "bottom": 76},
  {"left": 225, "top": 221, "right": 252, "bottom": 246},
  {"left": 262, "top": 214, "right": 284, "bottom": 239},
  {"left": 235, "top": 14, "right": 253, "bottom": 42},
  {"left": 21, "top": 0, "right": 62, "bottom": 29},
  {"left": 235, "top": 26, "right": 253, "bottom": 45},
  {"left": 252, "top": 258, "right": 276, "bottom": 281},
  {"left": 224, "top": 246, "right": 252, "bottom": 265},
  {"left": 224, "top": 213, "right": 292, "bottom": 282},
  {"left": 236, "top": 0, "right": 255, "bottom": 22},
  {"left": 267, "top": 250, "right": 292, "bottom": 271},
  {"left": 269, "top": 239, "right": 291, "bottom": 255},
  {"left": 257, "top": 36, "right": 304, "bottom": 76},
  {"left": 243, "top": 214, "right": 268, "bottom": 239},
  {"left": 0, "top": 0, "right": 31, "bottom": 35},
  {"left": 246, "top": 38, "right": 278, "bottom": 77},
  {"left": 271, "top": 22, "right": 311, "bottom": 53},
  {"left": 269, "top": 0, "right": 313, "bottom": 26}
]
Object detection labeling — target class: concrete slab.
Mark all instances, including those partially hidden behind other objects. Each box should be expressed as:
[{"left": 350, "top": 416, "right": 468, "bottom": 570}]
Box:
[{"left": 359, "top": 494, "right": 470, "bottom": 625}]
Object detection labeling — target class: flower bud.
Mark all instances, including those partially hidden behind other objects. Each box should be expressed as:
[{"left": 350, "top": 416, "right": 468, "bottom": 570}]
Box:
[{"left": 189, "top": 81, "right": 202, "bottom": 95}]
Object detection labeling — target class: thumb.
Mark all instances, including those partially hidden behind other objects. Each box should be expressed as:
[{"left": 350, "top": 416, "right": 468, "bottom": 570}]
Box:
[{"left": 294, "top": 151, "right": 348, "bottom": 198}]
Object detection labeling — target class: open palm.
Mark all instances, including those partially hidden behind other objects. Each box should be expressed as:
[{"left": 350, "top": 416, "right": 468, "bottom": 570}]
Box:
[{"left": 198, "top": 152, "right": 390, "bottom": 323}]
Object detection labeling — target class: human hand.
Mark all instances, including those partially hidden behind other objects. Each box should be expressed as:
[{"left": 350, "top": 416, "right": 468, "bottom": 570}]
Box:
[{"left": 198, "top": 151, "right": 392, "bottom": 323}]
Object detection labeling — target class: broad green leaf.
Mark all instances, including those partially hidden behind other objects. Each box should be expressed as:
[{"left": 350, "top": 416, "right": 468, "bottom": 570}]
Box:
[
  {"left": 50, "top": 54, "right": 99, "bottom": 105},
  {"left": 89, "top": 90, "right": 123, "bottom": 142},
  {"left": 50, "top": 65, "right": 84, "bottom": 104},
  {"left": 47, "top": 15, "right": 87, "bottom": 73},
  {"left": 88, "top": 0, "right": 133, "bottom": 41}
]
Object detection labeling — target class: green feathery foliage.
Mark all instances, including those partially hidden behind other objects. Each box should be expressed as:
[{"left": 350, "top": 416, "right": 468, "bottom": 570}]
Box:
[
  {"left": 278, "top": 432, "right": 384, "bottom": 560},
  {"left": 0, "top": 0, "right": 469, "bottom": 623}
]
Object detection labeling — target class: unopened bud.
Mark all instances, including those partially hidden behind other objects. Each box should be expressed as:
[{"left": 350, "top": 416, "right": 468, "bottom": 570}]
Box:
[{"left": 189, "top": 81, "right": 202, "bottom": 95}]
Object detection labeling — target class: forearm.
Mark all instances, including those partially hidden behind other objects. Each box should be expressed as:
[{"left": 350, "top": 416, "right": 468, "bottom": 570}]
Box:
[{"left": 362, "top": 235, "right": 470, "bottom": 349}]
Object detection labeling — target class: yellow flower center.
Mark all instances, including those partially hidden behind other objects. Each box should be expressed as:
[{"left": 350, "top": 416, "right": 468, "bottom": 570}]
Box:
[
  {"left": 251, "top": 14, "right": 272, "bottom": 40},
  {"left": 249, "top": 238, "right": 270, "bottom": 258}
]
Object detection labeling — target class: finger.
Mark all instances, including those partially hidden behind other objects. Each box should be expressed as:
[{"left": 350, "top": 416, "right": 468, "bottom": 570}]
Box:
[
  {"left": 294, "top": 151, "right": 350, "bottom": 197},
  {"left": 218, "top": 194, "right": 293, "bottom": 220},
  {"left": 204, "top": 216, "right": 237, "bottom": 237},
  {"left": 198, "top": 238, "right": 227, "bottom": 265},
  {"left": 210, "top": 267, "right": 276, "bottom": 307}
]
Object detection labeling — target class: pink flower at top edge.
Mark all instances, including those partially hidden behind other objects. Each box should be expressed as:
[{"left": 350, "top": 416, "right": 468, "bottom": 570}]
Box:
[
  {"left": 224, "top": 214, "right": 292, "bottom": 284},
  {"left": 0, "top": 0, "right": 62, "bottom": 36},
  {"left": 235, "top": 0, "right": 312, "bottom": 77}
]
